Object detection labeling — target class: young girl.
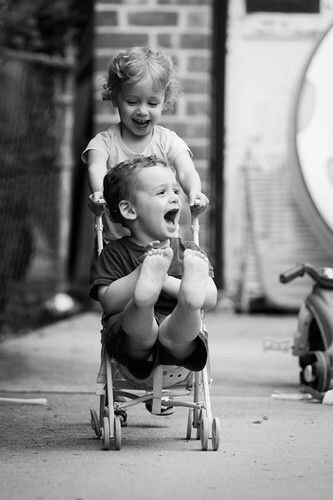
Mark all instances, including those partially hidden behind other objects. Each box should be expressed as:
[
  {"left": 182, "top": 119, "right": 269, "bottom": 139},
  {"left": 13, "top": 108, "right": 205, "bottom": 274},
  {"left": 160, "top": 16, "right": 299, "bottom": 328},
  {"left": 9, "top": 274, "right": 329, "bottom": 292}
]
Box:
[{"left": 82, "top": 46, "right": 209, "bottom": 238}]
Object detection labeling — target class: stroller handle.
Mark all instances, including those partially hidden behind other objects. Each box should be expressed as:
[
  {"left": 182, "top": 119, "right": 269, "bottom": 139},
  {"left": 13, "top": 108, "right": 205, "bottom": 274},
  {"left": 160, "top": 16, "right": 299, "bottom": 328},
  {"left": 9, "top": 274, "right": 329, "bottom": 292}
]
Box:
[
  {"left": 95, "top": 210, "right": 201, "bottom": 253},
  {"left": 191, "top": 214, "right": 200, "bottom": 247}
]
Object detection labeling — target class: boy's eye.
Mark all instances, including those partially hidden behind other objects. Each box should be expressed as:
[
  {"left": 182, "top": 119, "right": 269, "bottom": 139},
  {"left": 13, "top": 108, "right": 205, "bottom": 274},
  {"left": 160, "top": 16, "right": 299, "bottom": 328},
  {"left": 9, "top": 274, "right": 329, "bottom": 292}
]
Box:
[
  {"left": 157, "top": 189, "right": 166, "bottom": 195},
  {"left": 173, "top": 187, "right": 180, "bottom": 195}
]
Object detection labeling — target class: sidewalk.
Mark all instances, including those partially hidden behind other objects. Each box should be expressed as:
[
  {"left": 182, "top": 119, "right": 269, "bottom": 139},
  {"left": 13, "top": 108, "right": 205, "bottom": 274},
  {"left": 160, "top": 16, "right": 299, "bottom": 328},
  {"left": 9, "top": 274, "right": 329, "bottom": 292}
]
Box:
[
  {"left": 0, "top": 309, "right": 297, "bottom": 396},
  {"left": 0, "top": 312, "right": 101, "bottom": 394},
  {"left": 1, "top": 309, "right": 333, "bottom": 500}
]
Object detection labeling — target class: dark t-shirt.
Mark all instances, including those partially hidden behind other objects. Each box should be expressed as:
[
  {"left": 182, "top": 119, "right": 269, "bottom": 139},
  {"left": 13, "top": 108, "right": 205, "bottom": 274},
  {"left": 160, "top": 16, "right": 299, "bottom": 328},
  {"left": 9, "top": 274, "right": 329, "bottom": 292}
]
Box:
[{"left": 89, "top": 236, "right": 213, "bottom": 319}]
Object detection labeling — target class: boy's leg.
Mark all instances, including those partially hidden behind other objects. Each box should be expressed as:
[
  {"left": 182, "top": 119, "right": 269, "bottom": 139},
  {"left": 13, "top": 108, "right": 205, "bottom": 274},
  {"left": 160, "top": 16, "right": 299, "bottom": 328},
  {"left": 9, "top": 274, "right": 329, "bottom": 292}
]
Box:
[
  {"left": 158, "top": 249, "right": 208, "bottom": 360},
  {"left": 121, "top": 247, "right": 173, "bottom": 360}
]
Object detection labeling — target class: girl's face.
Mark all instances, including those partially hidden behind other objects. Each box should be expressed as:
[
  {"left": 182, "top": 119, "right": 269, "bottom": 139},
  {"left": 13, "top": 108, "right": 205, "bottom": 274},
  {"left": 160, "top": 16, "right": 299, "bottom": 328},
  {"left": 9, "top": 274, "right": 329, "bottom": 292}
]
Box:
[{"left": 115, "top": 79, "right": 165, "bottom": 142}]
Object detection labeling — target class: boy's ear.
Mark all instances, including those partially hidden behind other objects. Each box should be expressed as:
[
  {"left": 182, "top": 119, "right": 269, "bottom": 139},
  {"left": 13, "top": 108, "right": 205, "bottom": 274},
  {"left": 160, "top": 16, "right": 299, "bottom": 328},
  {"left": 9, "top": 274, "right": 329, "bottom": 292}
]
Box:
[{"left": 119, "top": 200, "right": 137, "bottom": 220}]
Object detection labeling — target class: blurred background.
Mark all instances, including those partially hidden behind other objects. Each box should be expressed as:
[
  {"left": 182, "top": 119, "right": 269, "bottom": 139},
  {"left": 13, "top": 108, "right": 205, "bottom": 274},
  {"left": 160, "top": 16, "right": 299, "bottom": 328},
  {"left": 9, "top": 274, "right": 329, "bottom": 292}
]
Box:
[{"left": 1, "top": 0, "right": 333, "bottom": 335}]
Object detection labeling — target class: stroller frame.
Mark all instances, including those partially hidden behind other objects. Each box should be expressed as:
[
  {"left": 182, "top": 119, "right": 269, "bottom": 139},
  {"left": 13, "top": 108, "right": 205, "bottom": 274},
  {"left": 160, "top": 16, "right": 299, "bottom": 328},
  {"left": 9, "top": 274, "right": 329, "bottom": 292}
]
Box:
[{"left": 90, "top": 211, "right": 220, "bottom": 451}]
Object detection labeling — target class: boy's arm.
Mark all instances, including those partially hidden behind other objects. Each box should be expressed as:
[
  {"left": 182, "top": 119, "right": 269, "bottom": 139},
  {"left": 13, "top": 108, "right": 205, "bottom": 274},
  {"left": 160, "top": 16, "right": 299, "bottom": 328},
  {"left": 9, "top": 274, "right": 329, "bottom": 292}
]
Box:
[
  {"left": 163, "top": 275, "right": 217, "bottom": 310},
  {"left": 173, "top": 151, "right": 209, "bottom": 213},
  {"left": 97, "top": 266, "right": 141, "bottom": 315}
]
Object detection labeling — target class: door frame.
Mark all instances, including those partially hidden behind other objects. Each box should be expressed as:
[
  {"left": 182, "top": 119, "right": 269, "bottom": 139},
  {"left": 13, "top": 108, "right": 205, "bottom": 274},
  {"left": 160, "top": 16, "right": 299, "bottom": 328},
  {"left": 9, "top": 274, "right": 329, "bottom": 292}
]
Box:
[{"left": 210, "top": 0, "right": 228, "bottom": 289}]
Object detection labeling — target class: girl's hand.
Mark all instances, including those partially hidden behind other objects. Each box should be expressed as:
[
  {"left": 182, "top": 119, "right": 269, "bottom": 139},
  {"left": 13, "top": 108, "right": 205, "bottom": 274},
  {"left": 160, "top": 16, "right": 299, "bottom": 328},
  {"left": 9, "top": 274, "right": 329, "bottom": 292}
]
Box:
[
  {"left": 138, "top": 241, "right": 162, "bottom": 263},
  {"left": 88, "top": 191, "right": 105, "bottom": 216},
  {"left": 141, "top": 241, "right": 172, "bottom": 267},
  {"left": 144, "top": 240, "right": 162, "bottom": 252},
  {"left": 189, "top": 192, "right": 210, "bottom": 214}
]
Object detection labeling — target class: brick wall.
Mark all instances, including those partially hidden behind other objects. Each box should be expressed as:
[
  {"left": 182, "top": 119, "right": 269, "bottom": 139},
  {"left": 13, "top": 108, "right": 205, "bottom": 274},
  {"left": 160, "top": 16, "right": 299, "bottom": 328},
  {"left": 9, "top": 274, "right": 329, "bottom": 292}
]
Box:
[{"left": 92, "top": 0, "right": 213, "bottom": 248}]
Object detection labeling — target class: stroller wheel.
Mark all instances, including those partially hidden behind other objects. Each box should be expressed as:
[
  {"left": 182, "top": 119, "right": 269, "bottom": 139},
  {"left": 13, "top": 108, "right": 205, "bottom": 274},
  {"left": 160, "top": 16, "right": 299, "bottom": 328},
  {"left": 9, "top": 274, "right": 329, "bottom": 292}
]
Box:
[
  {"left": 113, "top": 415, "right": 122, "bottom": 450},
  {"left": 195, "top": 409, "right": 202, "bottom": 440},
  {"left": 211, "top": 417, "right": 221, "bottom": 451},
  {"left": 102, "top": 417, "right": 111, "bottom": 450},
  {"left": 90, "top": 408, "right": 102, "bottom": 439},
  {"left": 186, "top": 409, "right": 193, "bottom": 440},
  {"left": 200, "top": 415, "right": 209, "bottom": 451}
]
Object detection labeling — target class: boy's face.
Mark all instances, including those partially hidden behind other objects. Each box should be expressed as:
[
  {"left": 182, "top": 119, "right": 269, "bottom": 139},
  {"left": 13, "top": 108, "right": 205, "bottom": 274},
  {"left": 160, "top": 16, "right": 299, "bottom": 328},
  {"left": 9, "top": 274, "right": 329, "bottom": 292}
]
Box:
[
  {"left": 115, "top": 79, "right": 165, "bottom": 141},
  {"left": 130, "top": 166, "right": 181, "bottom": 245}
]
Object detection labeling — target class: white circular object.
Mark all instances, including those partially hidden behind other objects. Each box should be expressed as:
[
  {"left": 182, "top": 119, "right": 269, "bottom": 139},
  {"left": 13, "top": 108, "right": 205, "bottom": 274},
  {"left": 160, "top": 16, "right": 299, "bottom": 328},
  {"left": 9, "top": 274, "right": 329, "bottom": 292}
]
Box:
[{"left": 292, "top": 24, "right": 333, "bottom": 247}]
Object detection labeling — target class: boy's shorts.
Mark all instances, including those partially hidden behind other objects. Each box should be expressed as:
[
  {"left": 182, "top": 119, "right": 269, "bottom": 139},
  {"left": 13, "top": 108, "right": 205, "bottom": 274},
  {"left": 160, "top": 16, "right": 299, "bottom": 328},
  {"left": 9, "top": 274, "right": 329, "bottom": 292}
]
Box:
[{"left": 102, "top": 312, "right": 208, "bottom": 380}]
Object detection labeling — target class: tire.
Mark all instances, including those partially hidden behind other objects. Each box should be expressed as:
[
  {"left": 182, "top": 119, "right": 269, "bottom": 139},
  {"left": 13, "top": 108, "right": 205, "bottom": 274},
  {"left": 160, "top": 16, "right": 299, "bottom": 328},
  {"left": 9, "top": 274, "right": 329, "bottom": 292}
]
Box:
[
  {"left": 200, "top": 415, "right": 209, "bottom": 451},
  {"left": 114, "top": 415, "right": 122, "bottom": 450},
  {"left": 211, "top": 417, "right": 221, "bottom": 451},
  {"left": 186, "top": 409, "right": 193, "bottom": 440},
  {"left": 196, "top": 409, "right": 202, "bottom": 440},
  {"left": 90, "top": 408, "right": 101, "bottom": 439},
  {"left": 301, "top": 351, "right": 331, "bottom": 392},
  {"left": 103, "top": 416, "right": 111, "bottom": 450},
  {"left": 313, "top": 351, "right": 331, "bottom": 392}
]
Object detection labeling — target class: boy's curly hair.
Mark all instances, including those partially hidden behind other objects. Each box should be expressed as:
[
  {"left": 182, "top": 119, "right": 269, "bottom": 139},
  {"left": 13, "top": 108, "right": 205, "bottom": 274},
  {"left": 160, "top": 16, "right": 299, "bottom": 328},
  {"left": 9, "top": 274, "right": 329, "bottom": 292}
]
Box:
[
  {"left": 101, "top": 46, "right": 180, "bottom": 110},
  {"left": 103, "top": 155, "right": 171, "bottom": 225}
]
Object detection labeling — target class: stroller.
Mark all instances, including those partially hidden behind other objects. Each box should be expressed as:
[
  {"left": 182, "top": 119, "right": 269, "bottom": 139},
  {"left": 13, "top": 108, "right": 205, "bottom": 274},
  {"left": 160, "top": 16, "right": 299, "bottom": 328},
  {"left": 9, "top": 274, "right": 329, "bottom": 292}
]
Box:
[
  {"left": 280, "top": 263, "right": 333, "bottom": 392},
  {"left": 89, "top": 208, "right": 221, "bottom": 451}
]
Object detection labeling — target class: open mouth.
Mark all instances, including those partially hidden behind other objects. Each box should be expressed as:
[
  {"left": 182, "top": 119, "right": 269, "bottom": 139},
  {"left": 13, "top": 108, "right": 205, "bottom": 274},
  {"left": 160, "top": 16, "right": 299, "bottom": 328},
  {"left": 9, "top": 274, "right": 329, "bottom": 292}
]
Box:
[
  {"left": 164, "top": 208, "right": 179, "bottom": 227},
  {"left": 133, "top": 119, "right": 150, "bottom": 129}
]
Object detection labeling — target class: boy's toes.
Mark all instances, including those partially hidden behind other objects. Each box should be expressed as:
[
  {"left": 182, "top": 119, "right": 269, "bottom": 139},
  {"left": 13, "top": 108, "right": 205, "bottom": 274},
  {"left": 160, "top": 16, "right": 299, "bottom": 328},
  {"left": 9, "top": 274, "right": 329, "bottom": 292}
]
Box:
[
  {"left": 184, "top": 248, "right": 208, "bottom": 263},
  {"left": 134, "top": 246, "right": 173, "bottom": 307},
  {"left": 163, "top": 246, "right": 173, "bottom": 261}
]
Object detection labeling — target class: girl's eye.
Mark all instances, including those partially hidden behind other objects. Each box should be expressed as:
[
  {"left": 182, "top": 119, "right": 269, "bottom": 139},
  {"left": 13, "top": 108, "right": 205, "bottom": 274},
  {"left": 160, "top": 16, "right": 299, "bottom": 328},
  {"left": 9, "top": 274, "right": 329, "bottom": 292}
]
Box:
[
  {"left": 127, "top": 100, "right": 137, "bottom": 105},
  {"left": 149, "top": 102, "right": 158, "bottom": 107},
  {"left": 157, "top": 189, "right": 166, "bottom": 195}
]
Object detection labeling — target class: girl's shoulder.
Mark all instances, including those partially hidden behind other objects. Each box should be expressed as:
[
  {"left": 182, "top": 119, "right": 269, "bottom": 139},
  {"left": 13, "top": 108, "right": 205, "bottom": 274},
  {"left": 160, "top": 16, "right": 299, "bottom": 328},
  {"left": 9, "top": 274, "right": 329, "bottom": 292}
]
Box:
[
  {"left": 153, "top": 125, "right": 190, "bottom": 162},
  {"left": 154, "top": 125, "right": 185, "bottom": 150},
  {"left": 95, "top": 123, "right": 120, "bottom": 142},
  {"left": 84, "top": 124, "right": 120, "bottom": 154},
  {"left": 154, "top": 124, "right": 178, "bottom": 140}
]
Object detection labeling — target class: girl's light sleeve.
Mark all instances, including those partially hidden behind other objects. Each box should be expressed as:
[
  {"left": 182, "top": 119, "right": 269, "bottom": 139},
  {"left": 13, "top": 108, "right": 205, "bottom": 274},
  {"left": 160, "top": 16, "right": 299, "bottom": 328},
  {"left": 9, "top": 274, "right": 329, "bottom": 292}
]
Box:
[
  {"left": 167, "top": 130, "right": 193, "bottom": 165},
  {"left": 81, "top": 131, "right": 110, "bottom": 165}
]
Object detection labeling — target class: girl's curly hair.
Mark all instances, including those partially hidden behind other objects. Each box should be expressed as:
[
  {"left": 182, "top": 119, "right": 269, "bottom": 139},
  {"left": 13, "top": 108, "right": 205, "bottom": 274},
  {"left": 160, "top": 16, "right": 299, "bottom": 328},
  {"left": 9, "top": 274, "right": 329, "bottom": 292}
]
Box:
[{"left": 101, "top": 46, "right": 180, "bottom": 110}]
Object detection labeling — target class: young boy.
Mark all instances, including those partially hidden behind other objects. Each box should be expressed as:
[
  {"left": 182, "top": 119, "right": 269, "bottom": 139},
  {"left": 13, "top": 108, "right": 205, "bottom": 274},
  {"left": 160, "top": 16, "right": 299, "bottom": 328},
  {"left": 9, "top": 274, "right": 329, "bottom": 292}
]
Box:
[{"left": 90, "top": 155, "right": 217, "bottom": 380}]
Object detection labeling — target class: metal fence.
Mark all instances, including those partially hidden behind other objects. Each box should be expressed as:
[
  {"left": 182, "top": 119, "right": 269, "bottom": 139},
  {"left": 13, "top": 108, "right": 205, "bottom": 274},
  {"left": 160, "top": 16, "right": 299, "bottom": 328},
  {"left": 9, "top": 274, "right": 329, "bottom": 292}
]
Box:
[{"left": 0, "top": 50, "right": 74, "bottom": 334}]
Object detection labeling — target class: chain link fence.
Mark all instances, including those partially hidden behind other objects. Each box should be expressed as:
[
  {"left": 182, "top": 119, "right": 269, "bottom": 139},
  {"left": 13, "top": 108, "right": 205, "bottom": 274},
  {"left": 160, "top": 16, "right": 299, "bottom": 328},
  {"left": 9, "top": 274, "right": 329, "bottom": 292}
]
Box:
[{"left": 0, "top": 50, "right": 75, "bottom": 334}]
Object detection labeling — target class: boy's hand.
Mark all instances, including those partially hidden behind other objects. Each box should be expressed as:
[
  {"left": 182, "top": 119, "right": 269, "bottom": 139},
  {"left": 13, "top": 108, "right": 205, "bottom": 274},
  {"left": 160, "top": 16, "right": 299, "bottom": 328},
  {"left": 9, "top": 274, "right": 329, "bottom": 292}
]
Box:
[
  {"left": 88, "top": 191, "right": 105, "bottom": 216},
  {"left": 189, "top": 192, "right": 209, "bottom": 214}
]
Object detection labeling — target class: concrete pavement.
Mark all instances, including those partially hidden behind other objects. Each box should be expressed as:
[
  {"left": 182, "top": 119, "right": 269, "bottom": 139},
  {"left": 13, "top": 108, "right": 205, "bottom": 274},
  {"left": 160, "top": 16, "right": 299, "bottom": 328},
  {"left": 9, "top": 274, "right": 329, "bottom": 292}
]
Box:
[{"left": 1, "top": 309, "right": 333, "bottom": 500}]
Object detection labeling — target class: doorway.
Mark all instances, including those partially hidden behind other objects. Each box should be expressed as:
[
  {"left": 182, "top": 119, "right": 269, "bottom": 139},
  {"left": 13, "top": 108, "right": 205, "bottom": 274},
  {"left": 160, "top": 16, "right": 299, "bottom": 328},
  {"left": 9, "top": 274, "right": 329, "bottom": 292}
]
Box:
[{"left": 211, "top": 0, "right": 228, "bottom": 289}]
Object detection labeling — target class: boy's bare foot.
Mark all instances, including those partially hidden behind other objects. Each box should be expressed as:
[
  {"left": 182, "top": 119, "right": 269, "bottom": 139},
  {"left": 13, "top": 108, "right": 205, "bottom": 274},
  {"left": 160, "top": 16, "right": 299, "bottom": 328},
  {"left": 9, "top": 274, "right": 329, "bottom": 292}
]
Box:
[
  {"left": 134, "top": 247, "right": 173, "bottom": 307},
  {"left": 179, "top": 249, "right": 209, "bottom": 310}
]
